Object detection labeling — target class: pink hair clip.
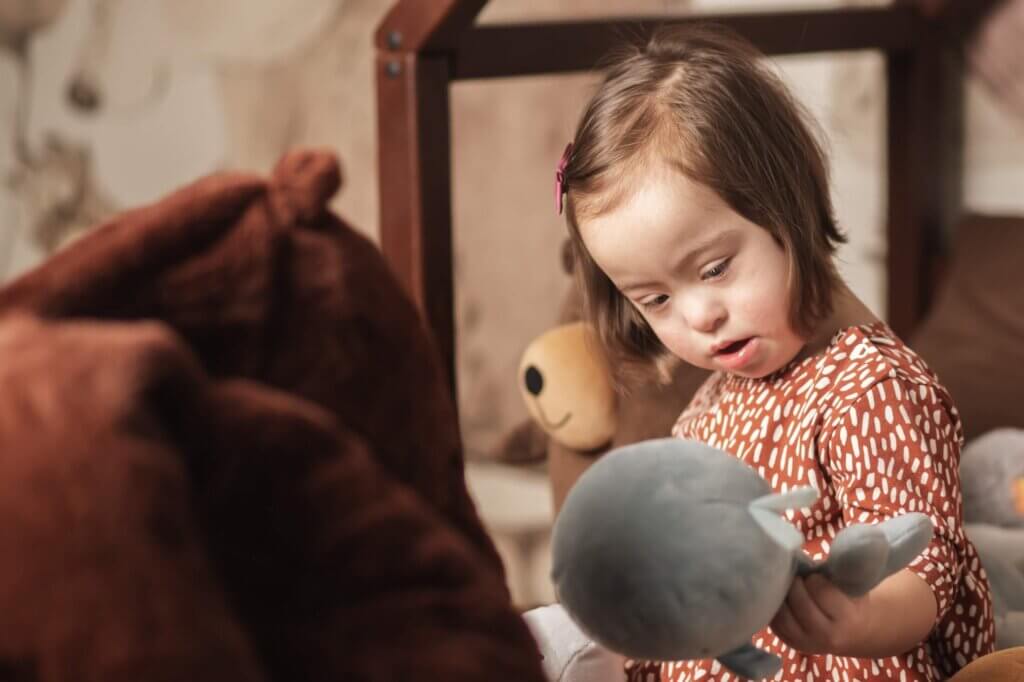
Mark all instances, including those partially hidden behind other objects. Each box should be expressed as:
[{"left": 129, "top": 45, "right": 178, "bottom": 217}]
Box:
[{"left": 555, "top": 142, "right": 573, "bottom": 215}]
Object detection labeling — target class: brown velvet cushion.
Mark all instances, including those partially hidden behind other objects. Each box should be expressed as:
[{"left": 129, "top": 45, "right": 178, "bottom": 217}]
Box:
[{"left": 911, "top": 214, "right": 1024, "bottom": 442}]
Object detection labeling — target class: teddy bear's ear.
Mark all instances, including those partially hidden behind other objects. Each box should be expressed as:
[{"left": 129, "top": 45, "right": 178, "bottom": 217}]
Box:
[{"left": 270, "top": 148, "right": 342, "bottom": 223}]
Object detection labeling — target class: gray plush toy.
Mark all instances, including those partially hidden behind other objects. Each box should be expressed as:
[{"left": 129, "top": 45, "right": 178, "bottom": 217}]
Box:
[
  {"left": 961, "top": 428, "right": 1024, "bottom": 528},
  {"left": 551, "top": 438, "right": 934, "bottom": 680},
  {"left": 959, "top": 428, "right": 1024, "bottom": 649}
]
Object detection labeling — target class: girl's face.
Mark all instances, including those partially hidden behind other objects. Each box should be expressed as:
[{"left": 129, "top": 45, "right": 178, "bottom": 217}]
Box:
[{"left": 580, "top": 165, "right": 806, "bottom": 379}]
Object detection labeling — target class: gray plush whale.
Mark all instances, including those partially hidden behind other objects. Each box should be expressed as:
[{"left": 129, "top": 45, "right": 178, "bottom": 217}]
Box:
[{"left": 551, "top": 438, "right": 933, "bottom": 680}]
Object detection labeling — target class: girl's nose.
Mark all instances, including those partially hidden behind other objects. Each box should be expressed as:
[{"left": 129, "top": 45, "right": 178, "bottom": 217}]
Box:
[{"left": 683, "top": 297, "right": 726, "bottom": 334}]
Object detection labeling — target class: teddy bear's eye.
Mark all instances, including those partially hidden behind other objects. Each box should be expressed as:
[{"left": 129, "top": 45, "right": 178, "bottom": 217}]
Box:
[{"left": 524, "top": 365, "right": 544, "bottom": 395}]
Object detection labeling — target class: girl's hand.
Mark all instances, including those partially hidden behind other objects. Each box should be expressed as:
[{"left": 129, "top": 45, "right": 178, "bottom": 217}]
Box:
[{"left": 768, "top": 573, "right": 873, "bottom": 656}]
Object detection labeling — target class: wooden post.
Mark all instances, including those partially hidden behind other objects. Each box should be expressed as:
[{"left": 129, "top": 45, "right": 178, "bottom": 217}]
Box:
[
  {"left": 885, "top": 22, "right": 963, "bottom": 338},
  {"left": 375, "top": 0, "right": 487, "bottom": 395},
  {"left": 376, "top": 53, "right": 456, "bottom": 392}
]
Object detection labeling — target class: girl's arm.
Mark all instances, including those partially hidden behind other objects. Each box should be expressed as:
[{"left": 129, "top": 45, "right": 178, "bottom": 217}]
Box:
[
  {"left": 770, "top": 568, "right": 937, "bottom": 657},
  {"left": 773, "top": 373, "right": 962, "bottom": 658}
]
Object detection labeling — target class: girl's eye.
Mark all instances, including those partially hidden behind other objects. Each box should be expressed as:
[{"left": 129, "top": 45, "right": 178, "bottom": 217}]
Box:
[
  {"left": 640, "top": 294, "right": 669, "bottom": 310},
  {"left": 701, "top": 258, "right": 731, "bottom": 281}
]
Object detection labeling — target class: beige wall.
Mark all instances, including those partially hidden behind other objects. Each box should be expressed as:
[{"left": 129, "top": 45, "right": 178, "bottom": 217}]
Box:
[{"left": 2, "top": 0, "right": 1024, "bottom": 468}]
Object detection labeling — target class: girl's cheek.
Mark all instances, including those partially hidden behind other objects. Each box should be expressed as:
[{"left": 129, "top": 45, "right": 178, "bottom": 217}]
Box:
[
  {"left": 653, "top": 325, "right": 688, "bottom": 358},
  {"left": 732, "top": 288, "right": 762, "bottom": 319}
]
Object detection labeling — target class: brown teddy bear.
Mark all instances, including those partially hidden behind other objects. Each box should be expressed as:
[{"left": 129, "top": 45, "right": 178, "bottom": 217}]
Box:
[
  {"left": 0, "top": 149, "right": 546, "bottom": 682},
  {"left": 498, "top": 243, "right": 709, "bottom": 512},
  {"left": 517, "top": 321, "right": 618, "bottom": 453}
]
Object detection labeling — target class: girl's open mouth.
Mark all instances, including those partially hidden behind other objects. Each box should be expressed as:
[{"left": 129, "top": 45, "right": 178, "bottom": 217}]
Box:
[
  {"left": 714, "top": 337, "right": 758, "bottom": 371},
  {"left": 715, "top": 338, "right": 751, "bottom": 355}
]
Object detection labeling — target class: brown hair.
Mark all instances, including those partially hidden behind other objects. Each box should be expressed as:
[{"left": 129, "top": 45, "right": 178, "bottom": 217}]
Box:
[{"left": 563, "top": 23, "right": 845, "bottom": 366}]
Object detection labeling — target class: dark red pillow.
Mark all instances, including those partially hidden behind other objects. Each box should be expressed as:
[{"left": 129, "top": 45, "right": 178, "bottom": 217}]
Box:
[{"left": 911, "top": 214, "right": 1024, "bottom": 442}]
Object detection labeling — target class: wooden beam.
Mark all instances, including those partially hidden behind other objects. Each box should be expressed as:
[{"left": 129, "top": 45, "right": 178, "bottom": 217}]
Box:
[
  {"left": 453, "top": 5, "right": 919, "bottom": 80},
  {"left": 376, "top": 52, "right": 457, "bottom": 392},
  {"left": 885, "top": 33, "right": 963, "bottom": 338},
  {"left": 376, "top": 0, "right": 487, "bottom": 53}
]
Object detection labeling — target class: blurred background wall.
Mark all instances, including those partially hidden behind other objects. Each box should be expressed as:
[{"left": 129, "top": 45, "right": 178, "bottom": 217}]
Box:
[{"left": 3, "top": 0, "right": 1023, "bottom": 604}]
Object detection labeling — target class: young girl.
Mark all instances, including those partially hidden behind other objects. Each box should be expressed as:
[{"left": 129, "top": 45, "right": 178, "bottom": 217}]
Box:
[{"left": 556, "top": 24, "right": 994, "bottom": 682}]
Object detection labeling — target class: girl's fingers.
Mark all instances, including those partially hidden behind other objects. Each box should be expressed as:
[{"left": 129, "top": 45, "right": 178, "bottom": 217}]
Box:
[
  {"left": 770, "top": 602, "right": 806, "bottom": 647},
  {"left": 802, "top": 573, "right": 854, "bottom": 621},
  {"left": 785, "top": 575, "right": 834, "bottom": 633}
]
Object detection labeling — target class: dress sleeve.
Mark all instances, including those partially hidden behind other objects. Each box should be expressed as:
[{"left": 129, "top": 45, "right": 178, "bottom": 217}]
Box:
[
  {"left": 625, "top": 659, "right": 663, "bottom": 681},
  {"left": 819, "top": 377, "right": 967, "bottom": 623}
]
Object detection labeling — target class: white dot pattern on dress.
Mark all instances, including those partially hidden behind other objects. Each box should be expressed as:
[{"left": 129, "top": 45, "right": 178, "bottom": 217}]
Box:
[{"left": 625, "top": 323, "right": 994, "bottom": 682}]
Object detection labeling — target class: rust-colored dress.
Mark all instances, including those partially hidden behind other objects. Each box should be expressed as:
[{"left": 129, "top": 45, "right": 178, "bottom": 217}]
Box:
[{"left": 627, "top": 322, "right": 994, "bottom": 682}]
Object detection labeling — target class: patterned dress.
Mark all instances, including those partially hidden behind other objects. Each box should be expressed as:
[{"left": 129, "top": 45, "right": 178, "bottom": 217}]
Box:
[{"left": 626, "top": 322, "right": 994, "bottom": 682}]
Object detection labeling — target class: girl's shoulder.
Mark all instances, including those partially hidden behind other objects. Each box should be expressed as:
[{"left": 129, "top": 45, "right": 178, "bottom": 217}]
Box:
[
  {"left": 673, "top": 322, "right": 961, "bottom": 441},
  {"left": 824, "top": 321, "right": 951, "bottom": 401},
  {"left": 818, "top": 321, "right": 962, "bottom": 439}
]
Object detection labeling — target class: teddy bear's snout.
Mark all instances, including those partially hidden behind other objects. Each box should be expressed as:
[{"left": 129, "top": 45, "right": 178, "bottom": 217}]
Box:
[
  {"left": 524, "top": 365, "right": 544, "bottom": 396},
  {"left": 67, "top": 75, "right": 102, "bottom": 113}
]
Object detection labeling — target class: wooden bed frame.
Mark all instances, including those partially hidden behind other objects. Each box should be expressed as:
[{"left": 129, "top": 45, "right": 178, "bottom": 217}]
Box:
[{"left": 374, "top": 0, "right": 992, "bottom": 393}]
